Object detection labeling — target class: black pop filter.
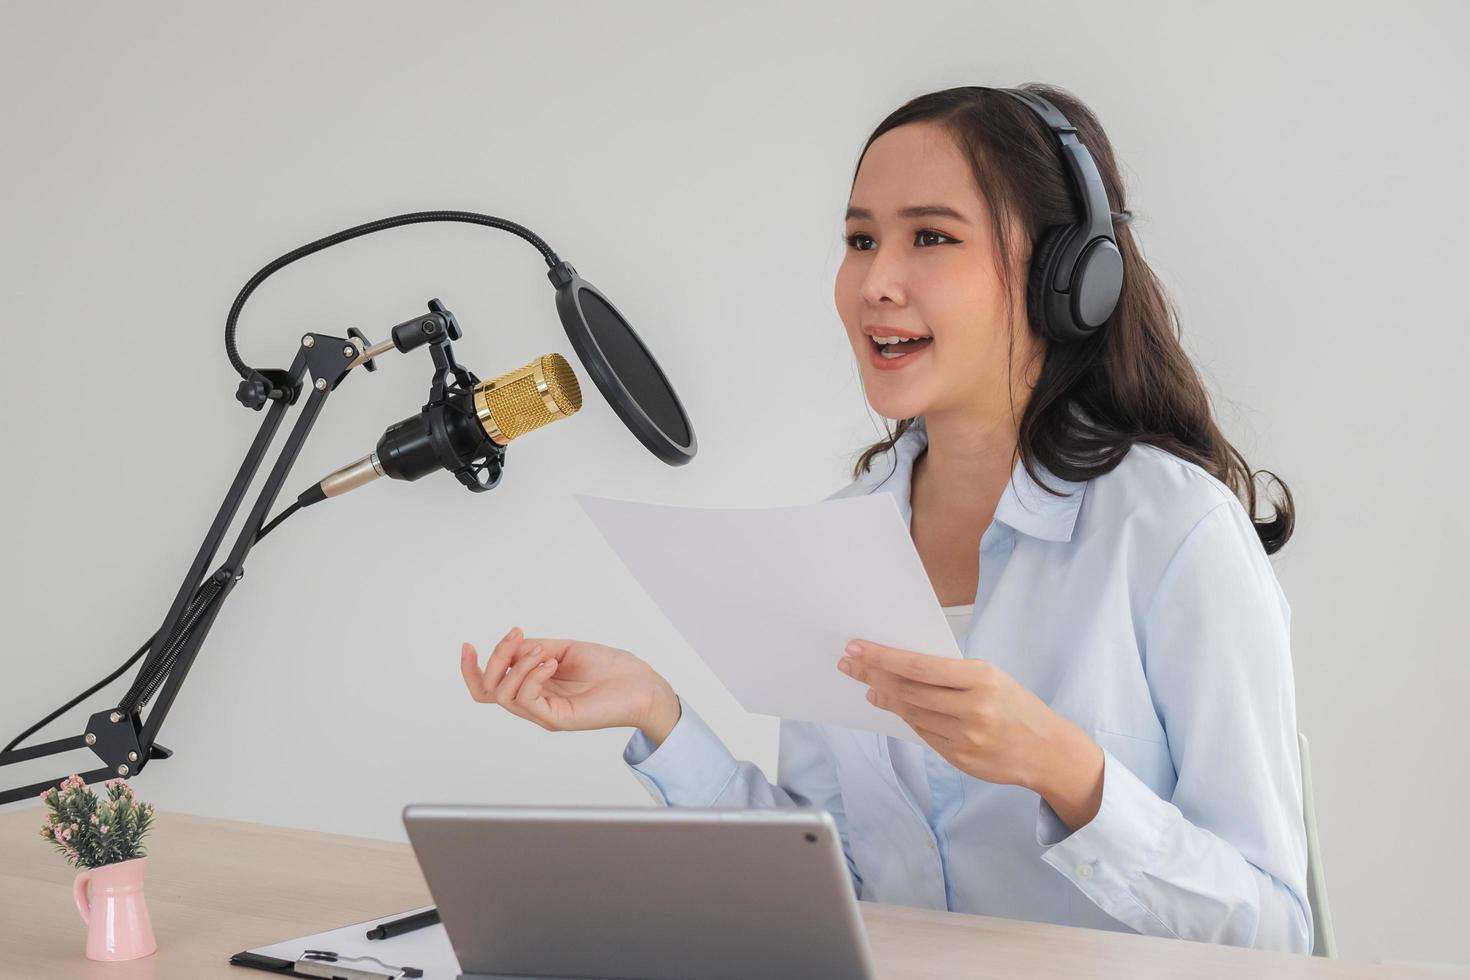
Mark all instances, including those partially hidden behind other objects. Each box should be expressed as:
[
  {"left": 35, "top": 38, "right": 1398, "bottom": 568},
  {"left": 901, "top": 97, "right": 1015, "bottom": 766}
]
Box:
[{"left": 548, "top": 260, "right": 697, "bottom": 466}]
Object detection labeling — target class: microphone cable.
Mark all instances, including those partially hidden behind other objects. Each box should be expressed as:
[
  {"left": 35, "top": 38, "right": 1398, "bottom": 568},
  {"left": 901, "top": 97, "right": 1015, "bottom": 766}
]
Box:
[
  {"left": 119, "top": 501, "right": 299, "bottom": 712},
  {"left": 3, "top": 498, "right": 304, "bottom": 755},
  {"left": 225, "top": 210, "right": 559, "bottom": 399}
]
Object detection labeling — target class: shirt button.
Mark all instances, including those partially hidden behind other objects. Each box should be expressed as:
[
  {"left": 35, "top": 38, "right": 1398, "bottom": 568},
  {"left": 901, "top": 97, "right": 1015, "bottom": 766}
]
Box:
[
  {"left": 1076, "top": 862, "right": 1094, "bottom": 879},
  {"left": 926, "top": 839, "right": 936, "bottom": 850}
]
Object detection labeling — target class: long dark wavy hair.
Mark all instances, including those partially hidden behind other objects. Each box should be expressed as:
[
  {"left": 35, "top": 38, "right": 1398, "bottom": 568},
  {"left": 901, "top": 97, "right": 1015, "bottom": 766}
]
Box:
[{"left": 848, "top": 83, "right": 1294, "bottom": 554}]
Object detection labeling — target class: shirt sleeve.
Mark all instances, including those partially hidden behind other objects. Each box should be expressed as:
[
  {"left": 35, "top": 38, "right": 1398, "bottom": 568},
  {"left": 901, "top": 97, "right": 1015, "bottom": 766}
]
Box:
[
  {"left": 1035, "top": 501, "right": 1313, "bottom": 953},
  {"left": 623, "top": 694, "right": 862, "bottom": 896}
]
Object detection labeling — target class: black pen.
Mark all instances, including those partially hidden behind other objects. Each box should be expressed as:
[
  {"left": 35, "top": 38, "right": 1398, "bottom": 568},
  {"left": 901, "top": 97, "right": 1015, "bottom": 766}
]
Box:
[{"left": 365, "top": 907, "right": 440, "bottom": 940}]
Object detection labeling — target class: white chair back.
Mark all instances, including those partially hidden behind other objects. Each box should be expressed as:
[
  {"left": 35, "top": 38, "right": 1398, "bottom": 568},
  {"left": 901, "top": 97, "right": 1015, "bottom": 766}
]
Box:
[{"left": 1298, "top": 732, "right": 1337, "bottom": 957}]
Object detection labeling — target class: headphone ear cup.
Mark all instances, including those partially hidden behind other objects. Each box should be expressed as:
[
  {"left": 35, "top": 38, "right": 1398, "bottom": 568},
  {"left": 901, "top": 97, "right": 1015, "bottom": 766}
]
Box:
[{"left": 1025, "top": 226, "right": 1072, "bottom": 343}]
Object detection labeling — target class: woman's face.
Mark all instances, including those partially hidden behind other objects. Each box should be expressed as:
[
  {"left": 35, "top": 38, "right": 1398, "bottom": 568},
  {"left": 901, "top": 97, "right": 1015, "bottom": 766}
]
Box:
[{"left": 835, "top": 120, "right": 1040, "bottom": 424}]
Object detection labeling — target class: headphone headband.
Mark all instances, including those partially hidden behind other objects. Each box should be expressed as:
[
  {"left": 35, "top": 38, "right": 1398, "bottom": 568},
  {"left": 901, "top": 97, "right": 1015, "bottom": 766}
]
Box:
[
  {"left": 984, "top": 86, "right": 1126, "bottom": 342},
  {"left": 996, "top": 89, "right": 1115, "bottom": 291}
]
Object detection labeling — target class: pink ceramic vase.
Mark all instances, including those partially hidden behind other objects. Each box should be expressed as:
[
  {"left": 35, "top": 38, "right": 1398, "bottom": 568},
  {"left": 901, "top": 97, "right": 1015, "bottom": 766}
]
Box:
[{"left": 72, "top": 856, "right": 157, "bottom": 961}]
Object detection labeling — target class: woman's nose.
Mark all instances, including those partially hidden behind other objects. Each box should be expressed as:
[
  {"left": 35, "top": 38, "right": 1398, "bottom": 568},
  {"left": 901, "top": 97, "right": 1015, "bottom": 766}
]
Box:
[{"left": 858, "top": 251, "right": 906, "bottom": 307}]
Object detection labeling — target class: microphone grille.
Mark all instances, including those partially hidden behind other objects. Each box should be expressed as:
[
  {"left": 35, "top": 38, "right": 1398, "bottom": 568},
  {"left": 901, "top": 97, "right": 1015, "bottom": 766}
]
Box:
[{"left": 473, "top": 353, "right": 583, "bottom": 444}]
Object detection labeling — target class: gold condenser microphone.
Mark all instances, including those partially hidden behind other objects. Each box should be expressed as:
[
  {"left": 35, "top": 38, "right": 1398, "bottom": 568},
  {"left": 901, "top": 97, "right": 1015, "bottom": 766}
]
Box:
[{"left": 305, "top": 353, "right": 582, "bottom": 503}]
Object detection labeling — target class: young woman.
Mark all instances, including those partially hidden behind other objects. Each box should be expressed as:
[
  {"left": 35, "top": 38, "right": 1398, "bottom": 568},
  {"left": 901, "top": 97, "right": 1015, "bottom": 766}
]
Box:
[{"left": 459, "top": 83, "right": 1311, "bottom": 954}]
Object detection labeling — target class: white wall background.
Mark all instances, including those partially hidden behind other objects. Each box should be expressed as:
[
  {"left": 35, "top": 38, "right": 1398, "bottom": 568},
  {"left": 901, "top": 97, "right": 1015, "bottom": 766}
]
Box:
[{"left": 2, "top": 0, "right": 1465, "bottom": 968}]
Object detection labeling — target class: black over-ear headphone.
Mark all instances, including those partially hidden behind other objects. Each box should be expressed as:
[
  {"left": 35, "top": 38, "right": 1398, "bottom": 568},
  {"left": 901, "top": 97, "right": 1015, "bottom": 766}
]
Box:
[{"left": 988, "top": 87, "right": 1126, "bottom": 343}]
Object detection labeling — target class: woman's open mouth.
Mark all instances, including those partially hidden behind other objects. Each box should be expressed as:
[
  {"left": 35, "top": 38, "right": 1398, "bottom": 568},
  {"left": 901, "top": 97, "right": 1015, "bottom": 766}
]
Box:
[{"left": 868, "top": 335, "right": 933, "bottom": 370}]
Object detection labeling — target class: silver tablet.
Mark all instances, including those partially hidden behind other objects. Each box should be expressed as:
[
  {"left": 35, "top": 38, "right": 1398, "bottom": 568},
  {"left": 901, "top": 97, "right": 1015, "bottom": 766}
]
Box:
[{"left": 402, "top": 803, "right": 878, "bottom": 980}]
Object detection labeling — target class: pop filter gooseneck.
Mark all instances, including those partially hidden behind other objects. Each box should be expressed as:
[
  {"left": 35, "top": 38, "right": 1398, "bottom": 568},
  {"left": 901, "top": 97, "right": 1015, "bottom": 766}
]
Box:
[{"left": 225, "top": 209, "right": 696, "bottom": 466}]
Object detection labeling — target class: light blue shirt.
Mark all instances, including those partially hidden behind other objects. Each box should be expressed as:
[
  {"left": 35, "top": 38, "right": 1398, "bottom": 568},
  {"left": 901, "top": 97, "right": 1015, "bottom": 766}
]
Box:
[
  {"left": 887, "top": 601, "right": 976, "bottom": 823},
  {"left": 623, "top": 416, "right": 1312, "bottom": 953}
]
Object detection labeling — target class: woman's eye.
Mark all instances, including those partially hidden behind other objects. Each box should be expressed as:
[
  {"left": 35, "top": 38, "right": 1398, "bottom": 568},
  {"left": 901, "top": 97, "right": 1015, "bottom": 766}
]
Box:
[
  {"left": 916, "top": 230, "right": 956, "bottom": 247},
  {"left": 842, "top": 230, "right": 957, "bottom": 250}
]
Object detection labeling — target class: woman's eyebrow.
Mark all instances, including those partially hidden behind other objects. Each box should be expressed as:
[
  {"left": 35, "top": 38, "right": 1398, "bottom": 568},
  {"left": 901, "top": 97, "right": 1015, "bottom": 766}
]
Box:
[{"left": 844, "top": 204, "right": 971, "bottom": 224}]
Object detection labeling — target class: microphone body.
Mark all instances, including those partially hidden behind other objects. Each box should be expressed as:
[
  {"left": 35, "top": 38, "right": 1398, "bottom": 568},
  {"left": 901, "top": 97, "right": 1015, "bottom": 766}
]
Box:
[{"left": 302, "top": 353, "right": 582, "bottom": 505}]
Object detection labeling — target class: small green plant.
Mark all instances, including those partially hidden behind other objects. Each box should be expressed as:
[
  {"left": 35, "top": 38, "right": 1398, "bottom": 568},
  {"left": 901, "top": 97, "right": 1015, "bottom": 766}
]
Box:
[{"left": 38, "top": 774, "right": 156, "bottom": 870}]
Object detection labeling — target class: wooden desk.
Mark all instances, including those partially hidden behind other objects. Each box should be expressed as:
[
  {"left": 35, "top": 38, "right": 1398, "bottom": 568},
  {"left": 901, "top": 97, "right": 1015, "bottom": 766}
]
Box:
[{"left": 0, "top": 808, "right": 1456, "bottom": 979}]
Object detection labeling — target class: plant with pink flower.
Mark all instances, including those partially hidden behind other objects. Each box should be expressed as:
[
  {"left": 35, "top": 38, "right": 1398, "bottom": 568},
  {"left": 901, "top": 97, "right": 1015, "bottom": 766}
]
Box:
[{"left": 37, "top": 775, "right": 155, "bottom": 870}]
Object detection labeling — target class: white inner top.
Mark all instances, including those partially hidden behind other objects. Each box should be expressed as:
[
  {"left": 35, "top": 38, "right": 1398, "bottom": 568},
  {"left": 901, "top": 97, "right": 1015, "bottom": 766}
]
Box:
[{"left": 887, "top": 603, "right": 974, "bottom": 822}]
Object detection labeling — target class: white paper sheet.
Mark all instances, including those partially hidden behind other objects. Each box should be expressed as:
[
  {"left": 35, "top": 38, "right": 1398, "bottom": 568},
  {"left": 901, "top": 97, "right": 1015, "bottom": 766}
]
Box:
[
  {"left": 246, "top": 905, "right": 460, "bottom": 978},
  {"left": 574, "top": 492, "right": 961, "bottom": 742}
]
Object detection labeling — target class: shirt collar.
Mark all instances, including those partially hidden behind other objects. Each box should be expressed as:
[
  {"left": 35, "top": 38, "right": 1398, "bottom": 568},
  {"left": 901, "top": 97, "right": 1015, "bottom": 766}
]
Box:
[{"left": 866, "top": 416, "right": 1088, "bottom": 544}]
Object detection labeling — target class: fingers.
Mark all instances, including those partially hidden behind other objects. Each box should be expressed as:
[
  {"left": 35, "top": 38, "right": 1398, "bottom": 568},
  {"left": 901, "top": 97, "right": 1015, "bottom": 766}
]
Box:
[
  {"left": 513, "top": 652, "right": 562, "bottom": 727},
  {"left": 866, "top": 686, "right": 957, "bottom": 742},
  {"left": 462, "top": 627, "right": 529, "bottom": 703},
  {"left": 493, "top": 642, "right": 546, "bottom": 707},
  {"left": 480, "top": 626, "right": 526, "bottom": 692},
  {"left": 845, "top": 640, "right": 970, "bottom": 689},
  {"left": 908, "top": 721, "right": 956, "bottom": 750},
  {"left": 840, "top": 657, "right": 968, "bottom": 716},
  {"left": 461, "top": 633, "right": 558, "bottom": 729},
  {"left": 460, "top": 642, "right": 485, "bottom": 699}
]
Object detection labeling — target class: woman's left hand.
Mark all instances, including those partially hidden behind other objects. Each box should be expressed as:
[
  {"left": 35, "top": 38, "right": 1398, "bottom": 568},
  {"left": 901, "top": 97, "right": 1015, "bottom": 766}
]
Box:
[{"left": 838, "top": 639, "right": 1106, "bottom": 832}]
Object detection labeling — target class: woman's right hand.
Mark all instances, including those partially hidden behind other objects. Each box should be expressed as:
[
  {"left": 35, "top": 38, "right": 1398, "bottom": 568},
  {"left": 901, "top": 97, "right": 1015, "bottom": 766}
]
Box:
[{"left": 460, "top": 627, "right": 682, "bottom": 745}]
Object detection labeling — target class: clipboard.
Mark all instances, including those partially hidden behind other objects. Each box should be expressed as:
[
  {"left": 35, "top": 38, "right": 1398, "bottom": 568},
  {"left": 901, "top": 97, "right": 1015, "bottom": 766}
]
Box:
[{"left": 230, "top": 905, "right": 459, "bottom": 979}]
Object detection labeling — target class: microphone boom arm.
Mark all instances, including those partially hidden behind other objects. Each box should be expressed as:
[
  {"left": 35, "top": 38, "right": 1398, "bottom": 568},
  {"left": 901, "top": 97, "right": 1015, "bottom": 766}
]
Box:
[{"left": 0, "top": 312, "right": 456, "bottom": 806}]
